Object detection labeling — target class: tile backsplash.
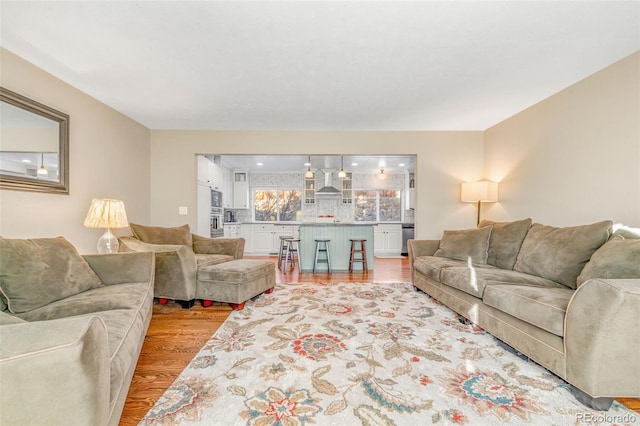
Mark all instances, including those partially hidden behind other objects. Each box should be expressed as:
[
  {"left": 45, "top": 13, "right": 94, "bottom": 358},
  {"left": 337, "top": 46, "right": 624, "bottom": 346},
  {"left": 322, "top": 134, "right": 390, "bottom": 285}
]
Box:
[{"left": 225, "top": 171, "right": 413, "bottom": 223}]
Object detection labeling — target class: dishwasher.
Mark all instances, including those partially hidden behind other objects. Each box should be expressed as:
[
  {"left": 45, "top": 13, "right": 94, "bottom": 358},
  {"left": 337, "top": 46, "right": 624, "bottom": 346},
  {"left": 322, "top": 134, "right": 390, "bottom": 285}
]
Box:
[{"left": 401, "top": 223, "right": 415, "bottom": 256}]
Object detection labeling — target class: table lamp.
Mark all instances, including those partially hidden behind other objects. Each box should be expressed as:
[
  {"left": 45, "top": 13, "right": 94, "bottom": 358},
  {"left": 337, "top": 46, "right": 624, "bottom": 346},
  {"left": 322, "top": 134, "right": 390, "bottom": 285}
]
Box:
[
  {"left": 461, "top": 181, "right": 498, "bottom": 225},
  {"left": 83, "top": 198, "right": 129, "bottom": 253}
]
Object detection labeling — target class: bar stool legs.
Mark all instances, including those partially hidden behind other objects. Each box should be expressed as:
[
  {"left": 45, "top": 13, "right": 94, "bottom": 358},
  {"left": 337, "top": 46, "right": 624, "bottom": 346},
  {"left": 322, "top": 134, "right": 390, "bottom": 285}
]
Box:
[
  {"left": 349, "top": 239, "right": 368, "bottom": 272},
  {"left": 277, "top": 235, "right": 293, "bottom": 269},
  {"left": 284, "top": 238, "right": 300, "bottom": 271},
  {"left": 313, "top": 239, "right": 332, "bottom": 273}
]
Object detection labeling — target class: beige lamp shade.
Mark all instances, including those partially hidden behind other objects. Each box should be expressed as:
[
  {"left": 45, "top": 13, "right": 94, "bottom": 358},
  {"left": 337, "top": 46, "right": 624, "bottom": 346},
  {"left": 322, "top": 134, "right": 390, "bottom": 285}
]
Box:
[
  {"left": 83, "top": 198, "right": 129, "bottom": 229},
  {"left": 461, "top": 181, "right": 498, "bottom": 203}
]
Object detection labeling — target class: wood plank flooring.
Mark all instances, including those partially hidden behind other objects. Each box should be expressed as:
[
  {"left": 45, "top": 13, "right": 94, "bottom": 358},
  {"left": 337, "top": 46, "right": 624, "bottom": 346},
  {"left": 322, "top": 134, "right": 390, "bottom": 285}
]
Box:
[{"left": 119, "top": 256, "right": 638, "bottom": 425}]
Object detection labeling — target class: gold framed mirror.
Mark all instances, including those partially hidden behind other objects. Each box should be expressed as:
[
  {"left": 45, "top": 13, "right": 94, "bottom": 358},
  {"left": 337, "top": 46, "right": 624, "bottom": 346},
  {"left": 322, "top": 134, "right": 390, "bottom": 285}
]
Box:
[{"left": 0, "top": 87, "right": 69, "bottom": 194}]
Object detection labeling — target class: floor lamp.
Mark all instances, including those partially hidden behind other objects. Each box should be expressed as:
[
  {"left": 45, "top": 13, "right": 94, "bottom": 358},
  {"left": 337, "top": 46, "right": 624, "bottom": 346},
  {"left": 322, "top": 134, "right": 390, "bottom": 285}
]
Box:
[{"left": 461, "top": 181, "right": 498, "bottom": 225}]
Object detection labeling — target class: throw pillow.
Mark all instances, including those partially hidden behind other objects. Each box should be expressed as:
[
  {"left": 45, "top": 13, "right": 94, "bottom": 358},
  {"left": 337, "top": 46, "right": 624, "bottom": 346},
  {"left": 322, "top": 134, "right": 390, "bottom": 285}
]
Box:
[
  {"left": 434, "top": 226, "right": 492, "bottom": 264},
  {"left": 478, "top": 218, "right": 532, "bottom": 270},
  {"left": 130, "top": 223, "right": 193, "bottom": 247},
  {"left": 0, "top": 237, "right": 103, "bottom": 314},
  {"left": 576, "top": 235, "right": 640, "bottom": 286},
  {"left": 513, "top": 220, "right": 612, "bottom": 289}
]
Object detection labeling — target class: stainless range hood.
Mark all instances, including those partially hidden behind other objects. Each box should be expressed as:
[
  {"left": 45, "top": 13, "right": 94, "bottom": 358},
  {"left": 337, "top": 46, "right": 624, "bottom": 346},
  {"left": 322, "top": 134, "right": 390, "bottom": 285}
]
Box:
[{"left": 315, "top": 170, "right": 341, "bottom": 195}]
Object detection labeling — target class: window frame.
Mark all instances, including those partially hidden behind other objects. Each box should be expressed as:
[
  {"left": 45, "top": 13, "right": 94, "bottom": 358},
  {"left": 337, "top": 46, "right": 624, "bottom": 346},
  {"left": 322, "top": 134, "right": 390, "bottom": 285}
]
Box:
[
  {"left": 353, "top": 188, "right": 403, "bottom": 223},
  {"left": 252, "top": 187, "right": 302, "bottom": 222}
]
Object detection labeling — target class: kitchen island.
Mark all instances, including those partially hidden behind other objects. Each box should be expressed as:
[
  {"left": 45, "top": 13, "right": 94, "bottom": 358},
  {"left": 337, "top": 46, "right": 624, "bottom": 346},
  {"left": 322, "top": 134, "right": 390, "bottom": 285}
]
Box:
[{"left": 298, "top": 223, "right": 375, "bottom": 272}]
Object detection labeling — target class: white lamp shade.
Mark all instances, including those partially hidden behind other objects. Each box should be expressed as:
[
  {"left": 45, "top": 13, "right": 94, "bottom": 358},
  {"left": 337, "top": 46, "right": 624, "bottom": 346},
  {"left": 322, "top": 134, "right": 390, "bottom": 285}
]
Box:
[
  {"left": 461, "top": 181, "right": 498, "bottom": 203},
  {"left": 83, "top": 198, "right": 129, "bottom": 229}
]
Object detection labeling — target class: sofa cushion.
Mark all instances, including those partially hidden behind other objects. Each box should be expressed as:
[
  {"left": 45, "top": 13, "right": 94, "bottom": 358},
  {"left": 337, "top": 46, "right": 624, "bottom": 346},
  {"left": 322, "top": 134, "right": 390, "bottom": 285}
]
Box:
[
  {"left": 195, "top": 253, "right": 235, "bottom": 268},
  {"left": 130, "top": 223, "right": 193, "bottom": 247},
  {"left": 576, "top": 235, "right": 640, "bottom": 287},
  {"left": 0, "top": 311, "right": 26, "bottom": 325},
  {"left": 89, "top": 308, "right": 150, "bottom": 416},
  {"left": 483, "top": 285, "right": 574, "bottom": 337},
  {"left": 413, "top": 256, "right": 468, "bottom": 281},
  {"left": 0, "top": 237, "right": 103, "bottom": 314},
  {"left": 478, "top": 218, "right": 532, "bottom": 270},
  {"left": 513, "top": 220, "right": 612, "bottom": 289},
  {"left": 16, "top": 282, "right": 152, "bottom": 322},
  {"left": 440, "top": 266, "right": 565, "bottom": 298},
  {"left": 434, "top": 226, "right": 492, "bottom": 264}
]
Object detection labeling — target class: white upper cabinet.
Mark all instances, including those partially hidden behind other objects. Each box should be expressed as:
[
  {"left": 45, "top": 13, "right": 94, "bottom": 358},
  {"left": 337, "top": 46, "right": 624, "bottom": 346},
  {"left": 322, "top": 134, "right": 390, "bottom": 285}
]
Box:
[{"left": 233, "top": 171, "right": 249, "bottom": 209}]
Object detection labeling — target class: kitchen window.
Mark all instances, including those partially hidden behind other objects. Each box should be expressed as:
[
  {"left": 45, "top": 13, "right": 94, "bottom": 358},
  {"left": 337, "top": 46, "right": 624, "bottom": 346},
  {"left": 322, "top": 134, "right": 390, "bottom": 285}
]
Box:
[
  {"left": 254, "top": 189, "right": 302, "bottom": 222},
  {"left": 354, "top": 189, "right": 402, "bottom": 222}
]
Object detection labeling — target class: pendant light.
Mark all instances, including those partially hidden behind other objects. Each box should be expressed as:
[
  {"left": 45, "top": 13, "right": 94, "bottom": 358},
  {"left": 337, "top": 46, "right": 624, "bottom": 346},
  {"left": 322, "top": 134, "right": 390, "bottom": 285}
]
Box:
[
  {"left": 37, "top": 153, "right": 47, "bottom": 176},
  {"left": 304, "top": 156, "right": 314, "bottom": 178},
  {"left": 338, "top": 156, "right": 346, "bottom": 178},
  {"left": 377, "top": 169, "right": 386, "bottom": 180}
]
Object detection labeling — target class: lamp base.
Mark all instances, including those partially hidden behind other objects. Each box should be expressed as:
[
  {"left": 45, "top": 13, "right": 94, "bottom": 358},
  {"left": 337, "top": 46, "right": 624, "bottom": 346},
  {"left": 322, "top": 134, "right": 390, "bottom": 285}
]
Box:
[{"left": 97, "top": 228, "right": 119, "bottom": 254}]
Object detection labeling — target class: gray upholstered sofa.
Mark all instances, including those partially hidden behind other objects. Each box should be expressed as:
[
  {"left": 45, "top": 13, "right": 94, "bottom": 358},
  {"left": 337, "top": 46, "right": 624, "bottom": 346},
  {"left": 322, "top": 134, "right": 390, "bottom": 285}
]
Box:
[
  {"left": 408, "top": 219, "right": 640, "bottom": 410},
  {"left": 118, "top": 223, "right": 245, "bottom": 308},
  {"left": 0, "top": 237, "right": 155, "bottom": 426}
]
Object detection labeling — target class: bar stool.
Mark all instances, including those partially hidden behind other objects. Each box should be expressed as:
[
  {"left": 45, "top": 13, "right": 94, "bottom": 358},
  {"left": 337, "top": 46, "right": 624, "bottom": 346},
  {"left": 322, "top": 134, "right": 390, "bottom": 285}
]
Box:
[
  {"left": 284, "top": 238, "right": 301, "bottom": 271},
  {"left": 313, "top": 239, "right": 332, "bottom": 273},
  {"left": 349, "top": 239, "right": 368, "bottom": 272},
  {"left": 277, "top": 235, "right": 293, "bottom": 269}
]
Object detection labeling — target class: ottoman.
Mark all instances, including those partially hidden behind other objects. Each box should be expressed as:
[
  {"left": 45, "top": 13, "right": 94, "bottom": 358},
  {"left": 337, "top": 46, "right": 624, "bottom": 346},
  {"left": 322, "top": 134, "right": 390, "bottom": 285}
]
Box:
[{"left": 196, "top": 259, "right": 276, "bottom": 310}]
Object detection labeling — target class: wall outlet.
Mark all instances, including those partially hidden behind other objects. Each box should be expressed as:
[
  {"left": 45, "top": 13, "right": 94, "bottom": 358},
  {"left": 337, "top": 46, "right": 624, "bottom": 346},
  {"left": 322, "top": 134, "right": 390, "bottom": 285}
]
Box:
[{"left": 178, "top": 206, "right": 188, "bottom": 215}]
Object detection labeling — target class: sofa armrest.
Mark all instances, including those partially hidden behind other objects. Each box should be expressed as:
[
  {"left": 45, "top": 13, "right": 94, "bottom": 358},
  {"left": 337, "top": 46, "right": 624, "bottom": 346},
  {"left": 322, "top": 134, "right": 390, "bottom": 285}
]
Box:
[
  {"left": 83, "top": 252, "right": 155, "bottom": 286},
  {"left": 192, "top": 234, "right": 245, "bottom": 259},
  {"left": 0, "top": 316, "right": 111, "bottom": 426},
  {"left": 408, "top": 239, "right": 440, "bottom": 282},
  {"left": 408, "top": 239, "right": 440, "bottom": 259},
  {"left": 118, "top": 236, "right": 197, "bottom": 301},
  {"left": 565, "top": 278, "right": 640, "bottom": 398}
]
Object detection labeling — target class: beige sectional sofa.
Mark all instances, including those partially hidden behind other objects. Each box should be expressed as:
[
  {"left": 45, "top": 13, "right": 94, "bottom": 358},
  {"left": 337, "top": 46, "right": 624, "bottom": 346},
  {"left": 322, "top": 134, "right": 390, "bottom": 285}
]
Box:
[
  {"left": 119, "top": 223, "right": 245, "bottom": 307},
  {"left": 0, "top": 237, "right": 155, "bottom": 426},
  {"left": 408, "top": 219, "right": 640, "bottom": 410}
]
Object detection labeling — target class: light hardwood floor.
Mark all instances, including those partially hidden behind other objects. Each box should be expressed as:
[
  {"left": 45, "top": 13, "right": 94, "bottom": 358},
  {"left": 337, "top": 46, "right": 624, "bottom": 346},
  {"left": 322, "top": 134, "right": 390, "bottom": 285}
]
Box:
[{"left": 119, "top": 256, "right": 638, "bottom": 425}]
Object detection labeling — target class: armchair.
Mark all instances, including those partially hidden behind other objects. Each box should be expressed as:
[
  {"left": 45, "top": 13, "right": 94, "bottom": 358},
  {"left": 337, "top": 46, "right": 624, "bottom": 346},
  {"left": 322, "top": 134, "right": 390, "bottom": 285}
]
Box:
[{"left": 118, "top": 223, "right": 245, "bottom": 308}]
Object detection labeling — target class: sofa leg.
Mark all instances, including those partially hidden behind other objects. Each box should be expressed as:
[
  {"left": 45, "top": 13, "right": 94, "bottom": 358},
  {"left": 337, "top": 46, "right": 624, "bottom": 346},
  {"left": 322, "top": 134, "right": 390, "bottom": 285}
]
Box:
[
  {"left": 570, "top": 386, "right": 614, "bottom": 411},
  {"left": 178, "top": 299, "right": 195, "bottom": 309},
  {"left": 202, "top": 299, "right": 213, "bottom": 308},
  {"left": 230, "top": 302, "right": 245, "bottom": 310},
  {"left": 264, "top": 287, "right": 274, "bottom": 294},
  {"left": 157, "top": 298, "right": 169, "bottom": 305}
]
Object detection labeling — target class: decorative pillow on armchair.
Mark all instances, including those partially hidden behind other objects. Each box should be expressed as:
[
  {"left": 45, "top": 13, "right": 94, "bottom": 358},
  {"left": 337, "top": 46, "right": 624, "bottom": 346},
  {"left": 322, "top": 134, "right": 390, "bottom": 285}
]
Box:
[
  {"left": 576, "top": 235, "right": 640, "bottom": 286},
  {"left": 130, "top": 223, "right": 193, "bottom": 247},
  {"left": 0, "top": 237, "right": 103, "bottom": 314},
  {"left": 434, "top": 226, "right": 492, "bottom": 264}
]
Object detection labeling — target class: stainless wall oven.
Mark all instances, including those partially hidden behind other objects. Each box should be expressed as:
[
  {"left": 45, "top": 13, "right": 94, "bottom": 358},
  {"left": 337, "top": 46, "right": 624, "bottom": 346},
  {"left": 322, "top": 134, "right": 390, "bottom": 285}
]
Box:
[
  {"left": 210, "top": 189, "right": 224, "bottom": 238},
  {"left": 211, "top": 189, "right": 223, "bottom": 208},
  {"left": 210, "top": 207, "right": 224, "bottom": 238}
]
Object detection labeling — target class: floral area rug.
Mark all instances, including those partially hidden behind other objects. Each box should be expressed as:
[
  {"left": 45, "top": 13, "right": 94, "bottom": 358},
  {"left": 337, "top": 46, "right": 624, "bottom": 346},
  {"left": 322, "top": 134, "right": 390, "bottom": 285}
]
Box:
[{"left": 140, "top": 282, "right": 637, "bottom": 425}]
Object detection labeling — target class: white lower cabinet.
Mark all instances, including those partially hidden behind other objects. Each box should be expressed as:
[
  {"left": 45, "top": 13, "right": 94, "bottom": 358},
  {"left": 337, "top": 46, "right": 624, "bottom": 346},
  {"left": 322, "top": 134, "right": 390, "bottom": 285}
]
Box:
[
  {"left": 253, "top": 225, "right": 275, "bottom": 254},
  {"left": 374, "top": 224, "right": 403, "bottom": 256},
  {"left": 223, "top": 224, "right": 240, "bottom": 238},
  {"left": 243, "top": 224, "right": 299, "bottom": 255},
  {"left": 239, "top": 224, "right": 252, "bottom": 254}
]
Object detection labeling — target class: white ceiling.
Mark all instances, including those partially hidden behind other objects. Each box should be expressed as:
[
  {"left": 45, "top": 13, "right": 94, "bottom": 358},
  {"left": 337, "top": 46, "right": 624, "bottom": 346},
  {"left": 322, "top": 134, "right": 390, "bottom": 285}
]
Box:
[{"left": 1, "top": 1, "right": 638, "bottom": 131}]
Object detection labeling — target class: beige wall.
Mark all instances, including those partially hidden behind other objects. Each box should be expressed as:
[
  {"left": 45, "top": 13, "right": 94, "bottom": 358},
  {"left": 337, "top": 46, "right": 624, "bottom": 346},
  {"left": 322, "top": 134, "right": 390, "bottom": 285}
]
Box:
[
  {"left": 150, "top": 131, "right": 485, "bottom": 238},
  {"left": 0, "top": 48, "right": 151, "bottom": 253},
  {"left": 484, "top": 52, "right": 640, "bottom": 228},
  {"left": 5, "top": 47, "right": 635, "bottom": 250}
]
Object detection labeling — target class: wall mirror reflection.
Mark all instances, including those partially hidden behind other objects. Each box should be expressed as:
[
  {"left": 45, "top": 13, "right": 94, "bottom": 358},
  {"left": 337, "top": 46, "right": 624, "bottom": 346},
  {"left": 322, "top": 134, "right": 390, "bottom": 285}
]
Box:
[{"left": 0, "top": 87, "right": 69, "bottom": 194}]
